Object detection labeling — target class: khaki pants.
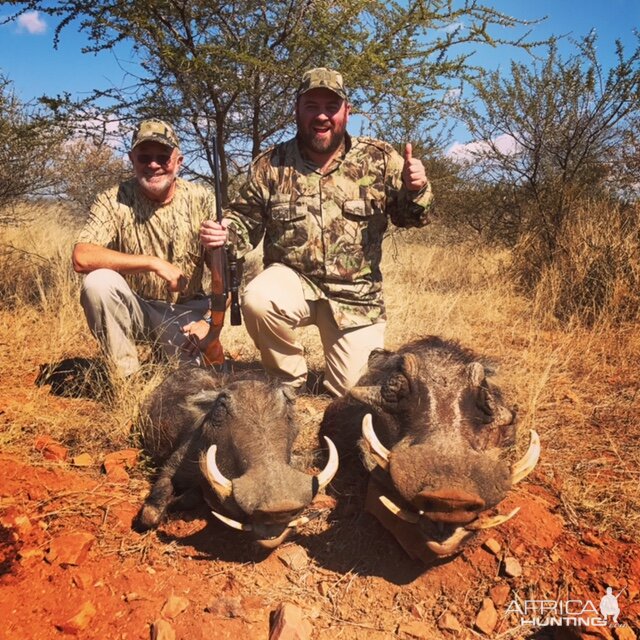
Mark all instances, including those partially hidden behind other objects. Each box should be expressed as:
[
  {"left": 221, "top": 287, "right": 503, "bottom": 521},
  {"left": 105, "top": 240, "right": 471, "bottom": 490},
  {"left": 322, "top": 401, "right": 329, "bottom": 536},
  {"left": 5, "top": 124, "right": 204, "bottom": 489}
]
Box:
[
  {"left": 242, "top": 264, "right": 385, "bottom": 396},
  {"left": 80, "top": 269, "right": 210, "bottom": 377}
]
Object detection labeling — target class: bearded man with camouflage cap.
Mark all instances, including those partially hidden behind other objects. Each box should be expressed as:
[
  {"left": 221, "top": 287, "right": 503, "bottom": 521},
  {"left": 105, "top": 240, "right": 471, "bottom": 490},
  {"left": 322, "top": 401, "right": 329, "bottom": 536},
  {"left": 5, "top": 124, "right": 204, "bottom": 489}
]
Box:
[
  {"left": 73, "top": 118, "right": 222, "bottom": 378},
  {"left": 201, "top": 68, "right": 433, "bottom": 396}
]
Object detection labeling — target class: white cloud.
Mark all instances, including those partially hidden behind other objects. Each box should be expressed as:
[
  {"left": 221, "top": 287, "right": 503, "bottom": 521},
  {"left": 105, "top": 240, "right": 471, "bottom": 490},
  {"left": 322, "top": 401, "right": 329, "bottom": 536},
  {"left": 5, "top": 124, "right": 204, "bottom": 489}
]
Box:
[
  {"left": 441, "top": 21, "right": 464, "bottom": 34},
  {"left": 447, "top": 133, "right": 520, "bottom": 163},
  {"left": 16, "top": 11, "right": 46, "bottom": 35}
]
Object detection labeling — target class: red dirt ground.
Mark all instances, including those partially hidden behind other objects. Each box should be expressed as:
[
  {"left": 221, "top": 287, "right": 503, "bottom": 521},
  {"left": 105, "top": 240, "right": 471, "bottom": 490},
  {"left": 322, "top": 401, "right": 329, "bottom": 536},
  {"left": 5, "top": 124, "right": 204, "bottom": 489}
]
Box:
[{"left": 1, "top": 394, "right": 639, "bottom": 639}]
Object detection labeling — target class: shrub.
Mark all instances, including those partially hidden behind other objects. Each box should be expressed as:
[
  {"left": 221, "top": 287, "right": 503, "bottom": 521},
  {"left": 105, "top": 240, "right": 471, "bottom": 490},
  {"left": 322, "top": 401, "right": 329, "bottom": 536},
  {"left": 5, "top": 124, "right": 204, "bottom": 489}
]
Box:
[{"left": 518, "top": 201, "right": 640, "bottom": 326}]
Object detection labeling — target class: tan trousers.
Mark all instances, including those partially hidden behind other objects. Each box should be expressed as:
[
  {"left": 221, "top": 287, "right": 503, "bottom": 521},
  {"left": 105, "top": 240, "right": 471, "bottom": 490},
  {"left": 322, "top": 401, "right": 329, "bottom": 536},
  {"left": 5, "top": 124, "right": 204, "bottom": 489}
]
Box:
[
  {"left": 80, "top": 269, "right": 210, "bottom": 377},
  {"left": 242, "top": 264, "right": 385, "bottom": 396}
]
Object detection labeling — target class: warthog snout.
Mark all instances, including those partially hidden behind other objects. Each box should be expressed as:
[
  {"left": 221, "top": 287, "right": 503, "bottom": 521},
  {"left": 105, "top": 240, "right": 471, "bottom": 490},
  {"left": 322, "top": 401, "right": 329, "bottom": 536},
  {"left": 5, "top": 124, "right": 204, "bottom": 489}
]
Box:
[{"left": 411, "top": 489, "right": 486, "bottom": 524}]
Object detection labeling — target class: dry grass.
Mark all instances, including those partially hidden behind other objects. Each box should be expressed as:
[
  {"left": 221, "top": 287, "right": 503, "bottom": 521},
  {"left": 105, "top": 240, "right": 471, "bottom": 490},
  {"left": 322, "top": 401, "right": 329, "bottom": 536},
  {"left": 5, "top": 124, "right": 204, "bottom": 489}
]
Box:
[
  {"left": 515, "top": 201, "right": 640, "bottom": 327},
  {"left": 0, "top": 210, "right": 638, "bottom": 541}
]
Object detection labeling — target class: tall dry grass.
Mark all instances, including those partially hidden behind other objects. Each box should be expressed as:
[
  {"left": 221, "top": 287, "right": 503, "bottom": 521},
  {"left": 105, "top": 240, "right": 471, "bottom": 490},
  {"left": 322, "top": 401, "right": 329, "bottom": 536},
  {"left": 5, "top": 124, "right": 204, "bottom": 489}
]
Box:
[
  {"left": 0, "top": 210, "right": 638, "bottom": 539},
  {"left": 515, "top": 201, "right": 640, "bottom": 327}
]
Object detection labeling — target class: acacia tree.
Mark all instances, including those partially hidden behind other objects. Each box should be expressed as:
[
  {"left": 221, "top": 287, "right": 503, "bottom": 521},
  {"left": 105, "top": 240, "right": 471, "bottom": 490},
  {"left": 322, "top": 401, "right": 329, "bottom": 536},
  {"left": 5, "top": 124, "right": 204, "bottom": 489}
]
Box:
[
  {"left": 0, "top": 74, "right": 66, "bottom": 223},
  {"left": 448, "top": 34, "right": 640, "bottom": 253},
  {"left": 3, "top": 0, "right": 543, "bottom": 201}
]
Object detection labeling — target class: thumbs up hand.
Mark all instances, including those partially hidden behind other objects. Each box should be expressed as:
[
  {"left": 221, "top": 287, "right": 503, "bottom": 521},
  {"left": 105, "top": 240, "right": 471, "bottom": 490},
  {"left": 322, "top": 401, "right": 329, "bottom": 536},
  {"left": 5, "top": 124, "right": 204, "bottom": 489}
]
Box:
[{"left": 402, "top": 143, "right": 428, "bottom": 192}]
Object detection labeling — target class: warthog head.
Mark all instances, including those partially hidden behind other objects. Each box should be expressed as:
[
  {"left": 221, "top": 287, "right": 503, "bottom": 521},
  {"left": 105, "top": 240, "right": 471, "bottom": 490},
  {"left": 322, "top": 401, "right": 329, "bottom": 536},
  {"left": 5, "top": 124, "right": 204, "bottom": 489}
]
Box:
[
  {"left": 139, "top": 369, "right": 338, "bottom": 549},
  {"left": 192, "top": 378, "right": 338, "bottom": 548},
  {"left": 348, "top": 337, "right": 540, "bottom": 558}
]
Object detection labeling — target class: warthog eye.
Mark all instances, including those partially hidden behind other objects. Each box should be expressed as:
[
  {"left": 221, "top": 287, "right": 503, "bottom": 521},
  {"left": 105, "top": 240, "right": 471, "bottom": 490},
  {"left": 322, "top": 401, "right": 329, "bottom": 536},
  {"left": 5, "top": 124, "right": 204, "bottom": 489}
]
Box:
[{"left": 381, "top": 373, "right": 409, "bottom": 403}]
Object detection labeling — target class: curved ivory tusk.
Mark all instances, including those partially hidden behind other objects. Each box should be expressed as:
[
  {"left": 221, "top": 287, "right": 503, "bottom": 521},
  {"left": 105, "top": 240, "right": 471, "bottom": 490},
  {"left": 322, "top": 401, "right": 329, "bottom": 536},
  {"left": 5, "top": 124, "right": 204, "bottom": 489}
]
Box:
[
  {"left": 361, "top": 413, "right": 390, "bottom": 470},
  {"left": 425, "top": 527, "right": 474, "bottom": 556},
  {"left": 378, "top": 494, "right": 420, "bottom": 524},
  {"left": 511, "top": 430, "right": 541, "bottom": 484},
  {"left": 316, "top": 436, "right": 339, "bottom": 491},
  {"left": 466, "top": 507, "right": 521, "bottom": 531},
  {"left": 286, "top": 516, "right": 310, "bottom": 528},
  {"left": 205, "top": 445, "right": 233, "bottom": 500},
  {"left": 210, "top": 509, "right": 252, "bottom": 531}
]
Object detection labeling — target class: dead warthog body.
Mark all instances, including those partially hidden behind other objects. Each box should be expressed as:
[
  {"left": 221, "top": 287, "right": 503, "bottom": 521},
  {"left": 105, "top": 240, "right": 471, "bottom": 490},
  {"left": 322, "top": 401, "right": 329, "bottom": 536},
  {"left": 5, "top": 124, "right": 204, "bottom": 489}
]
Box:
[
  {"left": 322, "top": 336, "right": 539, "bottom": 561},
  {"left": 136, "top": 367, "right": 337, "bottom": 548}
]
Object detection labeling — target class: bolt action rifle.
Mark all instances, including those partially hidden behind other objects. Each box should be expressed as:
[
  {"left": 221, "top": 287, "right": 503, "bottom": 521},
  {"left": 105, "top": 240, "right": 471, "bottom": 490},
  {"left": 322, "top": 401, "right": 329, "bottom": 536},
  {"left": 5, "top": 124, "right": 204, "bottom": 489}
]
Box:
[{"left": 203, "top": 135, "right": 242, "bottom": 366}]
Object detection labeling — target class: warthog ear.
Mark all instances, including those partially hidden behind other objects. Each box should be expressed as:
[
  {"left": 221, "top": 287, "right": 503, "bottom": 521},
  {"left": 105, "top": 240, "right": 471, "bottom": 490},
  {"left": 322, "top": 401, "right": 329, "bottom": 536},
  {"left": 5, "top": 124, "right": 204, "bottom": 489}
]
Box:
[
  {"left": 400, "top": 354, "right": 419, "bottom": 380},
  {"left": 467, "top": 362, "right": 486, "bottom": 387}
]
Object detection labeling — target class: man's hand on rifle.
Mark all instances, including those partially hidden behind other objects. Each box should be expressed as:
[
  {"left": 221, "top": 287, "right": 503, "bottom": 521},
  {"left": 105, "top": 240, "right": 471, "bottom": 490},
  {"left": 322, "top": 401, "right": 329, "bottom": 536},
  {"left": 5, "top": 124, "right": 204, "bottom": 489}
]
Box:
[
  {"left": 180, "top": 318, "right": 222, "bottom": 358},
  {"left": 200, "top": 218, "right": 230, "bottom": 249}
]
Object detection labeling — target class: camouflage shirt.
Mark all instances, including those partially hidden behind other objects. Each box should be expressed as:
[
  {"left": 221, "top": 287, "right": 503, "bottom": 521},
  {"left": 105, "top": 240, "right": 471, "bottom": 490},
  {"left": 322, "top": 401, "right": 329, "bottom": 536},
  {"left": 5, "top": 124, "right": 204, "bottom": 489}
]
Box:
[
  {"left": 226, "top": 134, "right": 433, "bottom": 328},
  {"left": 77, "top": 177, "right": 216, "bottom": 303}
]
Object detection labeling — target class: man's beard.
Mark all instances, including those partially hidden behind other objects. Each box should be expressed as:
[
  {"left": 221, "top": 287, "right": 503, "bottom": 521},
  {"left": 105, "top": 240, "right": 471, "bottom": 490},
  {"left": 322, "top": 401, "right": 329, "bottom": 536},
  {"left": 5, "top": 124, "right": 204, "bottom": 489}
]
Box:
[
  {"left": 298, "top": 120, "right": 346, "bottom": 157},
  {"left": 138, "top": 172, "right": 174, "bottom": 199}
]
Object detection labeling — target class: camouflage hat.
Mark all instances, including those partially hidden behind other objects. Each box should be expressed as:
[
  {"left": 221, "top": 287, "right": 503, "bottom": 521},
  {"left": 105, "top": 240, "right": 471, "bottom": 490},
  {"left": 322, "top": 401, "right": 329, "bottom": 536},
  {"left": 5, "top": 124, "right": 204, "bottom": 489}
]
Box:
[
  {"left": 131, "top": 119, "right": 180, "bottom": 150},
  {"left": 296, "top": 67, "right": 348, "bottom": 101}
]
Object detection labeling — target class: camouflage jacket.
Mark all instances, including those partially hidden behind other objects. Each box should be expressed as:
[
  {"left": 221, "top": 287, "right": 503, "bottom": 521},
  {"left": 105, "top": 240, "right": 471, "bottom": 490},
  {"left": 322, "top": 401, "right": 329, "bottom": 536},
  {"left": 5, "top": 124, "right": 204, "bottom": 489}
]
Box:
[
  {"left": 77, "top": 177, "right": 216, "bottom": 303},
  {"left": 226, "top": 134, "right": 433, "bottom": 328}
]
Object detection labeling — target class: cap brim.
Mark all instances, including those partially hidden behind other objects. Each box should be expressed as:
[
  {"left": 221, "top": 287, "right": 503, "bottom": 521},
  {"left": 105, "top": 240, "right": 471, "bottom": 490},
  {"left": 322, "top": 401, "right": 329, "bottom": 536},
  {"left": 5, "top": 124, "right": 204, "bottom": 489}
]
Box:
[{"left": 131, "top": 135, "right": 177, "bottom": 150}]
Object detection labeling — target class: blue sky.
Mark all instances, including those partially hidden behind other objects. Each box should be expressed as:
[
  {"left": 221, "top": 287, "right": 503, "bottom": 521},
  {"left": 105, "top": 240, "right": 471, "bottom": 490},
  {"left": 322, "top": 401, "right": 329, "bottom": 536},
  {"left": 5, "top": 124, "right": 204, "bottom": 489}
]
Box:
[{"left": 1, "top": 0, "right": 638, "bottom": 148}]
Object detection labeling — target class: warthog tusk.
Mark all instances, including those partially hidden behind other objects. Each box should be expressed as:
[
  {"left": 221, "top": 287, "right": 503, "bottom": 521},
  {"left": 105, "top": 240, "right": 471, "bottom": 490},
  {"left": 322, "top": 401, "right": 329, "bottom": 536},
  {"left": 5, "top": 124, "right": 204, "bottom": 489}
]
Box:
[
  {"left": 425, "top": 527, "right": 474, "bottom": 556},
  {"left": 511, "top": 430, "right": 541, "bottom": 484},
  {"left": 210, "top": 509, "right": 252, "bottom": 531},
  {"left": 466, "top": 507, "right": 521, "bottom": 530},
  {"left": 286, "top": 516, "right": 310, "bottom": 528},
  {"left": 204, "top": 445, "right": 233, "bottom": 500},
  {"left": 361, "top": 413, "right": 390, "bottom": 470},
  {"left": 316, "top": 436, "right": 339, "bottom": 491},
  {"left": 378, "top": 494, "right": 420, "bottom": 524}
]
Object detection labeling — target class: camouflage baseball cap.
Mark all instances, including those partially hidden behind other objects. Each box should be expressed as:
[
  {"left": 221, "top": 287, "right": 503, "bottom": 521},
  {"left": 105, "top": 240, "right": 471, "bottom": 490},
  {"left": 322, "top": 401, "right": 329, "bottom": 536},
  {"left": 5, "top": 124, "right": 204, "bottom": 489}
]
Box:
[
  {"left": 296, "top": 67, "right": 348, "bottom": 101},
  {"left": 131, "top": 119, "right": 180, "bottom": 150}
]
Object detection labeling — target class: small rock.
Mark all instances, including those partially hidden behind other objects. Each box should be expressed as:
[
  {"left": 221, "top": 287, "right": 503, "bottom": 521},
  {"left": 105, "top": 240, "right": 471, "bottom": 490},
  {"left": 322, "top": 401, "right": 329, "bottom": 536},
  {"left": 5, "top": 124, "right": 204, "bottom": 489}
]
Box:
[
  {"left": 57, "top": 601, "right": 96, "bottom": 634},
  {"left": 1, "top": 511, "right": 33, "bottom": 538},
  {"left": 33, "top": 435, "right": 56, "bottom": 451},
  {"left": 581, "top": 531, "right": 604, "bottom": 547},
  {"left": 103, "top": 449, "right": 140, "bottom": 473},
  {"left": 317, "top": 582, "right": 330, "bottom": 597},
  {"left": 502, "top": 556, "right": 522, "bottom": 578},
  {"left": 438, "top": 612, "right": 462, "bottom": 633},
  {"left": 72, "top": 453, "right": 94, "bottom": 467},
  {"left": 482, "top": 537, "right": 501, "bottom": 555},
  {"left": 490, "top": 583, "right": 511, "bottom": 606},
  {"left": 614, "top": 627, "right": 637, "bottom": 640},
  {"left": 124, "top": 592, "right": 146, "bottom": 603},
  {"left": 14, "top": 514, "right": 33, "bottom": 535},
  {"left": 151, "top": 619, "right": 175, "bottom": 640},
  {"left": 269, "top": 602, "right": 312, "bottom": 640},
  {"left": 18, "top": 547, "right": 45, "bottom": 562},
  {"left": 43, "top": 443, "right": 69, "bottom": 462},
  {"left": 106, "top": 465, "right": 130, "bottom": 484},
  {"left": 475, "top": 598, "right": 498, "bottom": 636},
  {"left": 204, "top": 595, "right": 243, "bottom": 618},
  {"left": 397, "top": 620, "right": 430, "bottom": 639},
  {"left": 27, "top": 486, "right": 48, "bottom": 501},
  {"left": 110, "top": 502, "right": 138, "bottom": 529},
  {"left": 71, "top": 570, "right": 93, "bottom": 590},
  {"left": 277, "top": 545, "right": 309, "bottom": 571},
  {"left": 410, "top": 602, "right": 425, "bottom": 619},
  {"left": 161, "top": 595, "right": 189, "bottom": 620},
  {"left": 46, "top": 532, "right": 95, "bottom": 566}
]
